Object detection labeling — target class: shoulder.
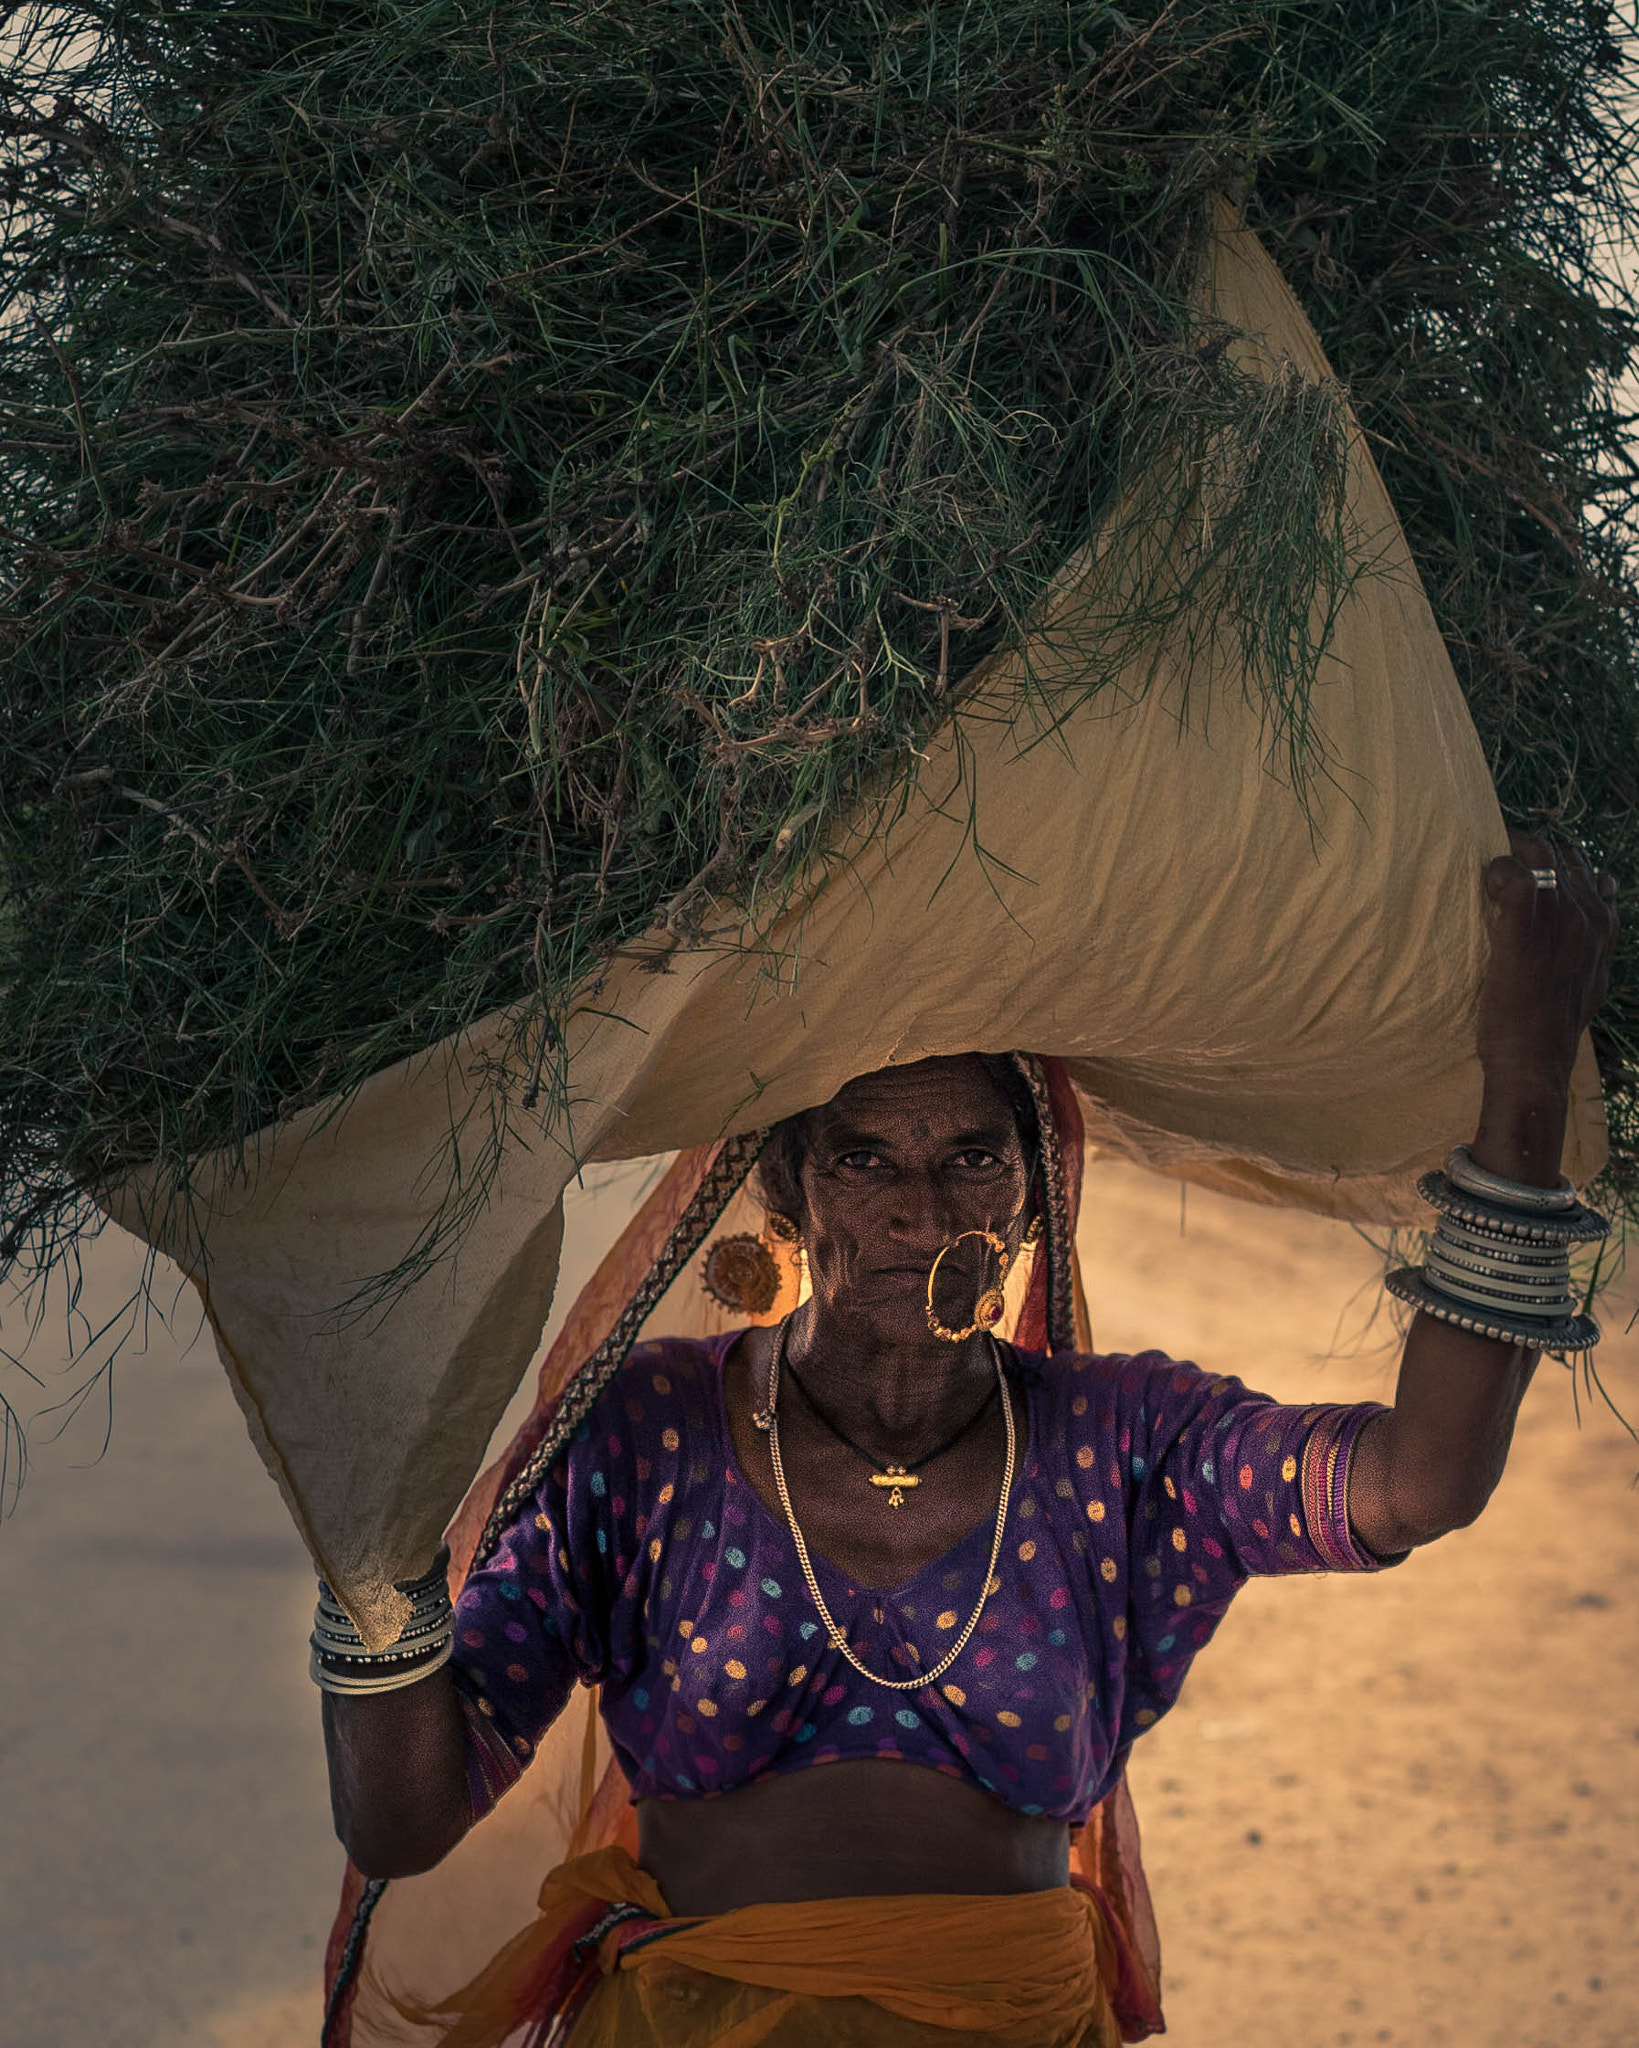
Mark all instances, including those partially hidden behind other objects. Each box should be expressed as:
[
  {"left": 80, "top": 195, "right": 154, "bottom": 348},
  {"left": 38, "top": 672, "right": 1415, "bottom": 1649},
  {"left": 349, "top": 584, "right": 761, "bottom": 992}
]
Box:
[
  {"left": 1023, "top": 1346, "right": 1232, "bottom": 1427},
  {"left": 552, "top": 1332, "right": 730, "bottom": 1494},
  {"left": 575, "top": 1333, "right": 726, "bottom": 1431},
  {"left": 1023, "top": 1349, "right": 1265, "bottom": 1490}
]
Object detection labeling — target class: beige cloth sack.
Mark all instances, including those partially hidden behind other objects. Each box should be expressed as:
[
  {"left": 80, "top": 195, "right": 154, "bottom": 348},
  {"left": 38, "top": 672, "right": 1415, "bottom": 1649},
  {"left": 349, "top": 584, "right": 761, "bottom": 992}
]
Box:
[{"left": 106, "top": 201, "right": 1606, "bottom": 1645}]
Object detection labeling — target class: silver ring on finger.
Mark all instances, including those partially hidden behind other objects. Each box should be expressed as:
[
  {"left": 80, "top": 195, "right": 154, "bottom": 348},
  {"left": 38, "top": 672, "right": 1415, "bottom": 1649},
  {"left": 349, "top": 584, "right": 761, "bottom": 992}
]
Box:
[{"left": 1528, "top": 868, "right": 1559, "bottom": 890}]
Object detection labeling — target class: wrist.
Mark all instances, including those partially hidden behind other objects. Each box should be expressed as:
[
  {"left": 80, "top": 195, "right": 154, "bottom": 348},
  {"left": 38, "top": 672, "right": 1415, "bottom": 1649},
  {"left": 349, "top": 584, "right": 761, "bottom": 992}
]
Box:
[{"left": 1470, "top": 1083, "right": 1570, "bottom": 1188}]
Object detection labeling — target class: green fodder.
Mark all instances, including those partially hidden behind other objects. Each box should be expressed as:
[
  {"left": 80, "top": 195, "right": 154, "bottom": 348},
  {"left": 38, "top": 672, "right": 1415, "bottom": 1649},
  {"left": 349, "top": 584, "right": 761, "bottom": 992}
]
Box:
[
  {"left": 0, "top": 0, "right": 1635, "bottom": 1284},
  {"left": 1239, "top": 1, "right": 1639, "bottom": 1230}
]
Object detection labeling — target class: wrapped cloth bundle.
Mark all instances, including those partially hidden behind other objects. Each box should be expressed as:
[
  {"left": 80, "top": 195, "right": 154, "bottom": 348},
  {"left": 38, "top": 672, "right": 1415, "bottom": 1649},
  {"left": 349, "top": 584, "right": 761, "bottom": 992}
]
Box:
[
  {"left": 2, "top": 7, "right": 1630, "bottom": 1609},
  {"left": 104, "top": 209, "right": 1605, "bottom": 1646}
]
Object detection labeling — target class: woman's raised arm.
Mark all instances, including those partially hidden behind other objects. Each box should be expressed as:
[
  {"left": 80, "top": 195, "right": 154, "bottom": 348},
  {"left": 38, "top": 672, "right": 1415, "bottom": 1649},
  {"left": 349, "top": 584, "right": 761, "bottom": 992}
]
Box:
[{"left": 1348, "top": 831, "right": 1618, "bottom": 1558}]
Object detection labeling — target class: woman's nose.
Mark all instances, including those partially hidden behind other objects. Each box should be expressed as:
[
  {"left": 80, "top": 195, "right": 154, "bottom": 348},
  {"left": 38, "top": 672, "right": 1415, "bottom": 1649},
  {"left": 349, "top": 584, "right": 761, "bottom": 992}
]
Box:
[{"left": 885, "top": 1173, "right": 965, "bottom": 1247}]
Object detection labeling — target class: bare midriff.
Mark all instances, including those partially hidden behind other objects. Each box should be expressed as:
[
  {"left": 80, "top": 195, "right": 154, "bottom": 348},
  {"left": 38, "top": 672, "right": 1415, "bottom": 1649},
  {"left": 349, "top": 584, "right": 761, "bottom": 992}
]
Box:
[{"left": 638, "top": 1759, "right": 1071, "bottom": 1912}]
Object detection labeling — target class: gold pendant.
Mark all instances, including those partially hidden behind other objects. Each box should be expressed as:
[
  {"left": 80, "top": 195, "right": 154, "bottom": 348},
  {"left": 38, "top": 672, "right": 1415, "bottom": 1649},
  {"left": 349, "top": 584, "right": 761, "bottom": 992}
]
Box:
[{"left": 869, "top": 1465, "right": 918, "bottom": 1509}]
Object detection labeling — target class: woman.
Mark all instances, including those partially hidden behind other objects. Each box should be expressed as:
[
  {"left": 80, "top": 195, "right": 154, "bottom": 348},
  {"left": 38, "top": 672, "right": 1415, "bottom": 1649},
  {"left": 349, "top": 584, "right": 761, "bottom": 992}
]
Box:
[{"left": 315, "top": 833, "right": 1616, "bottom": 2046}]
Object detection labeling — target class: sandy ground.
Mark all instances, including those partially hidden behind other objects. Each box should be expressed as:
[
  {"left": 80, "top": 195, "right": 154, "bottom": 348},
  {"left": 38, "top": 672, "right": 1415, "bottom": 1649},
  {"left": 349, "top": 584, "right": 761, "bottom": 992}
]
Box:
[{"left": 2, "top": 1157, "right": 1636, "bottom": 2048}]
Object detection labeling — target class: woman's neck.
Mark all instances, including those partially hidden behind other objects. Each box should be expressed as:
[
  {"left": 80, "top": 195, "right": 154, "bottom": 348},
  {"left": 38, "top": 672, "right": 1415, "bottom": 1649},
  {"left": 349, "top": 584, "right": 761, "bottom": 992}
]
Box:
[{"left": 783, "top": 1304, "right": 997, "bottom": 1440}]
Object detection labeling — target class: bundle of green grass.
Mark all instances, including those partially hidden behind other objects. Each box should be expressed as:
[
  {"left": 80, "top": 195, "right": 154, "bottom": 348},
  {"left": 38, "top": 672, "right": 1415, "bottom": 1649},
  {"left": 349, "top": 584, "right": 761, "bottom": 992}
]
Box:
[{"left": 3, "top": 0, "right": 1637, "bottom": 1280}]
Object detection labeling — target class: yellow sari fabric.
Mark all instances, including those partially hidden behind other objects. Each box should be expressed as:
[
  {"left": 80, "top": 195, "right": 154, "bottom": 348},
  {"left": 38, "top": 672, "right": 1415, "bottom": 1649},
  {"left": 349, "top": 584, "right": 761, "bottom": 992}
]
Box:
[{"left": 408, "top": 1844, "right": 1123, "bottom": 2048}]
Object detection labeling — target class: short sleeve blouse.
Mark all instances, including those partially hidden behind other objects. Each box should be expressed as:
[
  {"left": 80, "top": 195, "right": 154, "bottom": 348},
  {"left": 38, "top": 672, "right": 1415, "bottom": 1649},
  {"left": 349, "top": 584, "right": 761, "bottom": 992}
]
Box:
[{"left": 448, "top": 1337, "right": 1398, "bottom": 1823}]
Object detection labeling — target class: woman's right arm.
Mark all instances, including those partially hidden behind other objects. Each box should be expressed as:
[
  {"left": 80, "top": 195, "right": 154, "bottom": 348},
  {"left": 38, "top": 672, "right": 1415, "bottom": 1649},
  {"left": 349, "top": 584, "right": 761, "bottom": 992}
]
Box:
[
  {"left": 321, "top": 1665, "right": 474, "bottom": 1878},
  {"left": 316, "top": 1351, "right": 636, "bottom": 1879},
  {"left": 319, "top": 1440, "right": 611, "bottom": 1877}
]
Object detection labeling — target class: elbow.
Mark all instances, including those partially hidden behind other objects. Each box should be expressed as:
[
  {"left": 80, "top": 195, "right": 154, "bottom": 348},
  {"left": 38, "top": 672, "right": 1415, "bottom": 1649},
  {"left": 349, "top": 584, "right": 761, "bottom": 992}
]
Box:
[
  {"left": 335, "top": 1801, "right": 470, "bottom": 1881},
  {"left": 1381, "top": 1468, "right": 1497, "bottom": 1551},
  {"left": 346, "top": 1844, "right": 444, "bottom": 1881},
  {"left": 1440, "top": 1475, "right": 1498, "bottom": 1537},
  {"left": 339, "top": 1821, "right": 464, "bottom": 1881}
]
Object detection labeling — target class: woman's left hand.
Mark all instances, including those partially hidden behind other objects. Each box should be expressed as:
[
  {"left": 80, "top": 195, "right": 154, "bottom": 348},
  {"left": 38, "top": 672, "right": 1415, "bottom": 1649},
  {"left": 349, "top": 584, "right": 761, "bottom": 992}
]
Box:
[
  {"left": 1349, "top": 828, "right": 1620, "bottom": 1558},
  {"left": 1476, "top": 829, "right": 1618, "bottom": 1098}
]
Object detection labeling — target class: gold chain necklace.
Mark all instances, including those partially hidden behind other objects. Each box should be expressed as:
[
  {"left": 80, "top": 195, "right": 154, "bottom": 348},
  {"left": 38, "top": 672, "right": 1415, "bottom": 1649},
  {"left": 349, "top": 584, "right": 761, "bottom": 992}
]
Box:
[{"left": 755, "top": 1316, "right": 1017, "bottom": 1693}]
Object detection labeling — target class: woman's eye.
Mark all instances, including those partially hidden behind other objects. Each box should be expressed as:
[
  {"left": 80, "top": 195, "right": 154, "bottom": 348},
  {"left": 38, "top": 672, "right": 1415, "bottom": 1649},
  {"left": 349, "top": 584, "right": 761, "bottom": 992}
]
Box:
[
  {"left": 954, "top": 1148, "right": 1003, "bottom": 1170},
  {"left": 836, "top": 1149, "right": 883, "bottom": 1171}
]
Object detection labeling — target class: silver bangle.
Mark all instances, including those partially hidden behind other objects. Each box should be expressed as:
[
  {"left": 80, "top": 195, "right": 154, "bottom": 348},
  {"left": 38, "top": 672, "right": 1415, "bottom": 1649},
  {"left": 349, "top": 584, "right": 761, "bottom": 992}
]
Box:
[
  {"left": 309, "top": 1548, "right": 455, "bottom": 1692},
  {"left": 310, "top": 1637, "right": 454, "bottom": 1696},
  {"left": 1426, "top": 1253, "right": 1571, "bottom": 1298},
  {"left": 1445, "top": 1145, "right": 1576, "bottom": 1213},
  {"left": 311, "top": 1605, "right": 453, "bottom": 1656},
  {"left": 1386, "top": 1157, "right": 1607, "bottom": 1352},
  {"left": 1423, "top": 1269, "right": 1574, "bottom": 1313},
  {"left": 313, "top": 1597, "right": 452, "bottom": 1645},
  {"left": 311, "top": 1630, "right": 450, "bottom": 1662},
  {"left": 311, "top": 1619, "right": 453, "bottom": 1663},
  {"left": 1426, "top": 1225, "right": 1573, "bottom": 1305},
  {"left": 1423, "top": 1257, "right": 1574, "bottom": 1313},
  {"left": 1427, "top": 1214, "right": 1572, "bottom": 1311},
  {"left": 1417, "top": 1171, "right": 1609, "bottom": 1246},
  {"left": 1426, "top": 1214, "right": 1573, "bottom": 1267},
  {"left": 311, "top": 1617, "right": 453, "bottom": 1670},
  {"left": 312, "top": 1621, "right": 452, "bottom": 1662},
  {"left": 1385, "top": 1267, "right": 1600, "bottom": 1352}
]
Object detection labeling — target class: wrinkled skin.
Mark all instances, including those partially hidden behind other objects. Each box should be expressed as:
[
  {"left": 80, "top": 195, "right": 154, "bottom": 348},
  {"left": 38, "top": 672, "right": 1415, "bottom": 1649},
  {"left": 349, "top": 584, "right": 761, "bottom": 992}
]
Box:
[{"left": 322, "top": 832, "right": 1617, "bottom": 1907}]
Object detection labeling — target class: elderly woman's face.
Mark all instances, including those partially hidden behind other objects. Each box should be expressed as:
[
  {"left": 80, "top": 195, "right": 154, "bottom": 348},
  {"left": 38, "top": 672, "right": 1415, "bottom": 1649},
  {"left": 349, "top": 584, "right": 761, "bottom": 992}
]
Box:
[{"left": 796, "top": 1056, "right": 1031, "bottom": 1342}]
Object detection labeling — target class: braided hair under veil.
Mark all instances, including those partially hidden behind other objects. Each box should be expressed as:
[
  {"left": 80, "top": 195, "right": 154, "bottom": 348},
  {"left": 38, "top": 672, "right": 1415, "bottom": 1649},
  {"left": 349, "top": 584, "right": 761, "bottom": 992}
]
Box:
[{"left": 320, "top": 1055, "right": 1163, "bottom": 2047}]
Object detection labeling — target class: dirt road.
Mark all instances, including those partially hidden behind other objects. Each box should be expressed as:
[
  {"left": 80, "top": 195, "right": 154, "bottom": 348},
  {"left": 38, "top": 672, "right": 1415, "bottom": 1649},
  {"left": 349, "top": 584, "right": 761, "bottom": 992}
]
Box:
[{"left": 2, "top": 1158, "right": 1634, "bottom": 2047}]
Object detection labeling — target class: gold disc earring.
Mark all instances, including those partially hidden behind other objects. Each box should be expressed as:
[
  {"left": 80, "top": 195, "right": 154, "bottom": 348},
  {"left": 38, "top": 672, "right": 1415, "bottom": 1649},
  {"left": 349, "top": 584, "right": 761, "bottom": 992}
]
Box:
[
  {"left": 701, "top": 1234, "right": 782, "bottom": 1314},
  {"left": 926, "top": 1228, "right": 1010, "bottom": 1342}
]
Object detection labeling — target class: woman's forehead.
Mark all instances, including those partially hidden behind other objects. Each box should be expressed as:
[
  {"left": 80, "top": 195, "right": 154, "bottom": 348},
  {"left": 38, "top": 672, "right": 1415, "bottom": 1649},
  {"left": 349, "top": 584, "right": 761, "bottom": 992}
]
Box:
[{"left": 816, "top": 1056, "right": 1015, "bottom": 1136}]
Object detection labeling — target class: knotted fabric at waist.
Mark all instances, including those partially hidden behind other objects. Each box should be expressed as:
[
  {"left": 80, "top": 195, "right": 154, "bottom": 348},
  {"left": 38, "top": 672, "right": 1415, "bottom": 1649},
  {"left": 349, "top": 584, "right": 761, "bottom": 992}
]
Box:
[{"left": 390, "top": 1844, "right": 1129, "bottom": 2048}]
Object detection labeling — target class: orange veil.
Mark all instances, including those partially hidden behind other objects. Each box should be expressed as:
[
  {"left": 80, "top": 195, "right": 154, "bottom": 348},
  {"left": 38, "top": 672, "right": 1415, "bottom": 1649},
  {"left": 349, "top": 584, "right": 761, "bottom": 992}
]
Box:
[{"left": 320, "top": 1058, "right": 1163, "bottom": 2046}]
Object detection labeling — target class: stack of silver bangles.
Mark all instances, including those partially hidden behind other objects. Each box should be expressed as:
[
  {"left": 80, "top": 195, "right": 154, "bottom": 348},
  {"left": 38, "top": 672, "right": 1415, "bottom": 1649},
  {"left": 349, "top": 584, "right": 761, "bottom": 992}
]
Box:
[
  {"left": 310, "top": 1546, "right": 454, "bottom": 1696},
  {"left": 1386, "top": 1146, "right": 1609, "bottom": 1352}
]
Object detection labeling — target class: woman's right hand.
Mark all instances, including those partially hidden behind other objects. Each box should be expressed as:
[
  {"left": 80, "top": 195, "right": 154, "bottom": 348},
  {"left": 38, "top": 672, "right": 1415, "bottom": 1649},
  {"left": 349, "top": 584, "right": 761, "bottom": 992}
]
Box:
[{"left": 322, "top": 1667, "right": 474, "bottom": 1878}]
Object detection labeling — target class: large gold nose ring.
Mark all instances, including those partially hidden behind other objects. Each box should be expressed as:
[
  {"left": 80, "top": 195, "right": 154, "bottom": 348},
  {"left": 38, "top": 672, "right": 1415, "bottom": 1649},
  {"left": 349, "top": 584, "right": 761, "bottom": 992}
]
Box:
[{"left": 925, "top": 1228, "right": 1010, "bottom": 1343}]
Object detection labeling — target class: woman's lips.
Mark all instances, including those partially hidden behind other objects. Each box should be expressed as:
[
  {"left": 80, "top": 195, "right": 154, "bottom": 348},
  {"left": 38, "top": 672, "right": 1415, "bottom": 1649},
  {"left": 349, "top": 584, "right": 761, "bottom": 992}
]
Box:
[{"left": 863, "top": 1262, "right": 967, "bottom": 1286}]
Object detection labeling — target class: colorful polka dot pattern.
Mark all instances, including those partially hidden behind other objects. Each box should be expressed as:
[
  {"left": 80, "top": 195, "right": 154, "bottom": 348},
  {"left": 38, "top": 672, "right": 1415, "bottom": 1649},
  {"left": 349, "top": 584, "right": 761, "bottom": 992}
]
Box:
[{"left": 449, "top": 1336, "right": 1393, "bottom": 1824}]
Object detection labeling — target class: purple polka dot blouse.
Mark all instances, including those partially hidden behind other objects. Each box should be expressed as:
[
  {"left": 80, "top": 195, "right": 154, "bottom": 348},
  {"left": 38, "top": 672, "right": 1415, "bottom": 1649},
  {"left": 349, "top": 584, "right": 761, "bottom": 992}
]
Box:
[{"left": 450, "top": 1333, "right": 1396, "bottom": 1825}]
